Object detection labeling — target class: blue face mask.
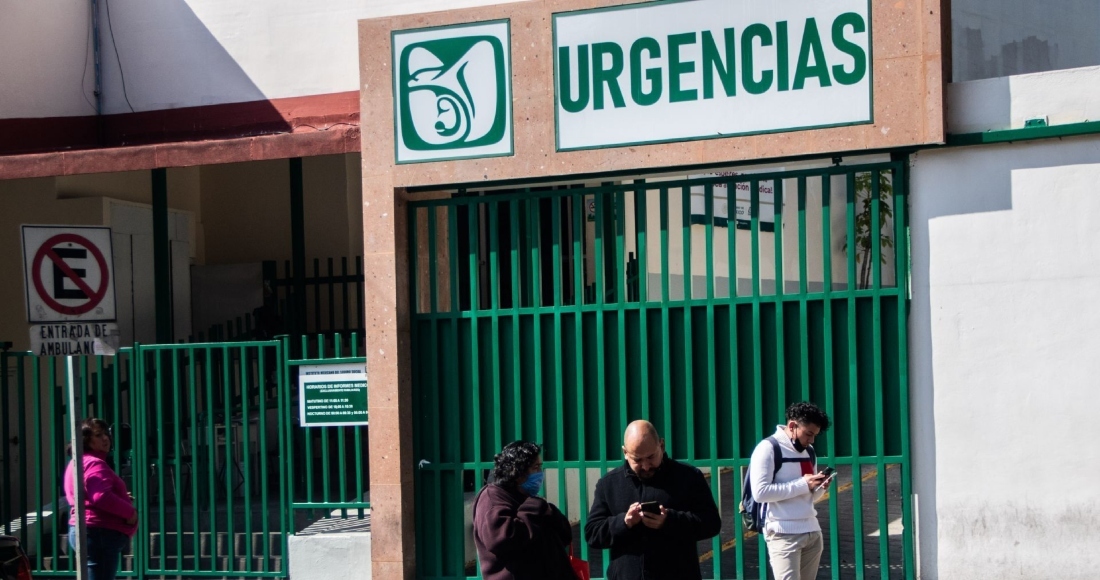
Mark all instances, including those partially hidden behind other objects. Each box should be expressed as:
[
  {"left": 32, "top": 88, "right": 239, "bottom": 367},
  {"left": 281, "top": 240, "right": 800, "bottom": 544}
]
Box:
[{"left": 519, "top": 471, "right": 544, "bottom": 496}]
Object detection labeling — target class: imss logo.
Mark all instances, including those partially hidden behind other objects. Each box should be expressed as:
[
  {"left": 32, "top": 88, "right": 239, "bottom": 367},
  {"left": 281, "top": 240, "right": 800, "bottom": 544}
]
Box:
[{"left": 393, "top": 20, "right": 513, "bottom": 163}]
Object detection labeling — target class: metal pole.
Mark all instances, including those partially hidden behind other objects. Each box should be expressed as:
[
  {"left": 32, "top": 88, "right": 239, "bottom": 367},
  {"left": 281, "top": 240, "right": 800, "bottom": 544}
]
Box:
[
  {"left": 289, "top": 158, "right": 306, "bottom": 337},
  {"left": 91, "top": 0, "right": 102, "bottom": 116},
  {"left": 152, "top": 168, "right": 173, "bottom": 343},
  {"left": 67, "top": 356, "right": 89, "bottom": 580}
]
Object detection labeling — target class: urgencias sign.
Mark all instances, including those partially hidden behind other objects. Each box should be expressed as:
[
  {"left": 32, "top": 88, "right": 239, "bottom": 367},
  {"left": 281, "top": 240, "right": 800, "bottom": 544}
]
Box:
[{"left": 554, "top": 0, "right": 872, "bottom": 151}]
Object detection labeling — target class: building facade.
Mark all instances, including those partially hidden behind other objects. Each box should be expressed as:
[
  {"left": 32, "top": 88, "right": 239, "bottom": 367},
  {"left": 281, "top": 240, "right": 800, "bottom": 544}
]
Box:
[{"left": 1, "top": 1, "right": 1098, "bottom": 579}]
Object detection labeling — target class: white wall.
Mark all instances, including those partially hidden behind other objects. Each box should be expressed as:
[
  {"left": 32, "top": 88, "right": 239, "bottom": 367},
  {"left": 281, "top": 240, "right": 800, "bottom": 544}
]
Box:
[
  {"left": 0, "top": 1, "right": 94, "bottom": 118},
  {"left": 0, "top": 0, "right": 527, "bottom": 119},
  {"left": 948, "top": 65, "right": 1100, "bottom": 133},
  {"left": 910, "top": 136, "right": 1100, "bottom": 579}
]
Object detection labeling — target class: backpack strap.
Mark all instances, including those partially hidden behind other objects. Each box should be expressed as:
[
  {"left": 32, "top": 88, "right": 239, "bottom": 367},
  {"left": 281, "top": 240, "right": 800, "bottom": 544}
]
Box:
[
  {"left": 768, "top": 435, "right": 818, "bottom": 476},
  {"left": 767, "top": 436, "right": 783, "bottom": 479}
]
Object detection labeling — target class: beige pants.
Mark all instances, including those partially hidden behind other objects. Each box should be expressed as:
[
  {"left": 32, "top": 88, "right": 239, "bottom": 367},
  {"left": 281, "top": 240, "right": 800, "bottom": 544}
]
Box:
[{"left": 765, "top": 530, "right": 824, "bottom": 580}]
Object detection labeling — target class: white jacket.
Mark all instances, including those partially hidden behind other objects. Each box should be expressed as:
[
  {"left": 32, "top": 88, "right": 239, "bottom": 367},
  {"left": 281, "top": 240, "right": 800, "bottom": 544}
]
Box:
[{"left": 748, "top": 425, "right": 825, "bottom": 535}]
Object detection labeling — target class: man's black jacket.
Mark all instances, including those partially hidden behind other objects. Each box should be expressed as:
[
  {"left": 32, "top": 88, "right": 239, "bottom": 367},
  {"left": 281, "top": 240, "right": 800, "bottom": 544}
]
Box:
[{"left": 584, "top": 456, "right": 721, "bottom": 580}]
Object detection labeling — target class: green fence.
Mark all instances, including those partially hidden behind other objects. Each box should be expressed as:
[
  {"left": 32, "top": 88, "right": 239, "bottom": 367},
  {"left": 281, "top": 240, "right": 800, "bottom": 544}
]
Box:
[
  {"left": 408, "top": 160, "right": 913, "bottom": 579},
  {"left": 0, "top": 333, "right": 368, "bottom": 579},
  {"left": 283, "top": 334, "right": 371, "bottom": 522}
]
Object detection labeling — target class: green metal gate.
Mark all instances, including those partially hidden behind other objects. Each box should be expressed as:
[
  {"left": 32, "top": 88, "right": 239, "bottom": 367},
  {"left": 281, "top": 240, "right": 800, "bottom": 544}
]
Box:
[
  {"left": 1, "top": 334, "right": 368, "bottom": 579},
  {"left": 409, "top": 159, "right": 913, "bottom": 579},
  {"left": 133, "top": 341, "right": 289, "bottom": 578}
]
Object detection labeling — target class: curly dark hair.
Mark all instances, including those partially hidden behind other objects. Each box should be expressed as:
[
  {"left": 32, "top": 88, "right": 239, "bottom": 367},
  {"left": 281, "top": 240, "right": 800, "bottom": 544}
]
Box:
[
  {"left": 490, "top": 441, "right": 541, "bottom": 488},
  {"left": 786, "top": 402, "right": 831, "bottom": 431}
]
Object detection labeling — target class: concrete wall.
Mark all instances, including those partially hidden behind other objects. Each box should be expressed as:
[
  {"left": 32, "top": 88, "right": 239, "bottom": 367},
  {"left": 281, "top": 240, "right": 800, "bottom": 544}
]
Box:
[
  {"left": 948, "top": 65, "right": 1100, "bottom": 133},
  {"left": 0, "top": 0, "right": 527, "bottom": 119},
  {"left": 908, "top": 63, "right": 1100, "bottom": 578},
  {"left": 911, "top": 137, "right": 1100, "bottom": 579}
]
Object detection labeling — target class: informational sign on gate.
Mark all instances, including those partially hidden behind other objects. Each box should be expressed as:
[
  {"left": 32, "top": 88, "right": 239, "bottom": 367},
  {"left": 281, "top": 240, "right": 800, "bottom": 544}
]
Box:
[
  {"left": 298, "top": 363, "right": 368, "bottom": 427},
  {"left": 21, "top": 226, "right": 119, "bottom": 356},
  {"left": 688, "top": 168, "right": 783, "bottom": 231}
]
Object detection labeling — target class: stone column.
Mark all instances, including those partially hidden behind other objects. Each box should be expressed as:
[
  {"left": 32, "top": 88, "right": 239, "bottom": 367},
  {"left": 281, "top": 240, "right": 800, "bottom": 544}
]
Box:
[{"left": 363, "top": 173, "right": 416, "bottom": 580}]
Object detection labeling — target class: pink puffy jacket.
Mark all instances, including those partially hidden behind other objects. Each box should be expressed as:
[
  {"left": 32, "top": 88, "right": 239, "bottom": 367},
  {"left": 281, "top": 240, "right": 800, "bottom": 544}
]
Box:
[{"left": 64, "top": 450, "right": 137, "bottom": 537}]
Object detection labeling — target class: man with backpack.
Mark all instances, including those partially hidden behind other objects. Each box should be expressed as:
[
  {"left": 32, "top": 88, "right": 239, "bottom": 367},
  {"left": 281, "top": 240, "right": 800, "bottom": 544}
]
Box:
[{"left": 747, "top": 402, "right": 832, "bottom": 580}]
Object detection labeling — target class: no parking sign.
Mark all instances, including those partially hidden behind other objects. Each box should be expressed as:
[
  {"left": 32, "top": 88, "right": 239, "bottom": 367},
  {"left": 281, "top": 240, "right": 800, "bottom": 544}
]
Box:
[{"left": 21, "top": 226, "right": 119, "bottom": 355}]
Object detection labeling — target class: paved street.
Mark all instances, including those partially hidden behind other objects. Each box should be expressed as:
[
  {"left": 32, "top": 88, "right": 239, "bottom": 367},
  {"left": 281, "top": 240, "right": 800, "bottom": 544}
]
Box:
[{"left": 578, "top": 463, "right": 907, "bottom": 580}]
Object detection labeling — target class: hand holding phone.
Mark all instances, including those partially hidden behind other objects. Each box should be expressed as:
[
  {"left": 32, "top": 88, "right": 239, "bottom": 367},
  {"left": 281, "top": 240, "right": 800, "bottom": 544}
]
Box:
[
  {"left": 639, "top": 501, "right": 661, "bottom": 515},
  {"left": 818, "top": 466, "right": 837, "bottom": 488}
]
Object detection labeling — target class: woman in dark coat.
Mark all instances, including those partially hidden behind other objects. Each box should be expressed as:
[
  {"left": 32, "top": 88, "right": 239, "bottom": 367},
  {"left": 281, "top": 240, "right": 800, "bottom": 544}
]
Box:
[{"left": 472, "top": 441, "right": 576, "bottom": 580}]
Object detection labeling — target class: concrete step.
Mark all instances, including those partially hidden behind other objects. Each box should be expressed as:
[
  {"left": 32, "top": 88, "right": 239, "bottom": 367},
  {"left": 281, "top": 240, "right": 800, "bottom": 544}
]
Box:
[{"left": 42, "top": 554, "right": 282, "bottom": 573}]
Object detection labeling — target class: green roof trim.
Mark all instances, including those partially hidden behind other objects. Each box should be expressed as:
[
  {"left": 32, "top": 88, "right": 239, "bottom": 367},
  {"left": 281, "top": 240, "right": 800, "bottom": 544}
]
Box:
[{"left": 947, "top": 120, "right": 1100, "bottom": 146}]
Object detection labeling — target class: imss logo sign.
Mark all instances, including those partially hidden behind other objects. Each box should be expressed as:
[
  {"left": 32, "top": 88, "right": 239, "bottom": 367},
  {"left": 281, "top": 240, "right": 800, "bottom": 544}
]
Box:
[{"left": 392, "top": 20, "right": 513, "bottom": 163}]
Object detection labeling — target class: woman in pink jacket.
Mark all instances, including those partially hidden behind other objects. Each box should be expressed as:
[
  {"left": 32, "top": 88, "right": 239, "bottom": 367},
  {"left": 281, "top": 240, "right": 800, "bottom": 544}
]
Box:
[{"left": 64, "top": 418, "right": 137, "bottom": 580}]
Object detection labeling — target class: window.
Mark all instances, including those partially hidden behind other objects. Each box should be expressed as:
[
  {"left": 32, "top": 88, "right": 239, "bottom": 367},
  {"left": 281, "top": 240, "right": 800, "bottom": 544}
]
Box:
[{"left": 952, "top": 0, "right": 1100, "bottom": 82}]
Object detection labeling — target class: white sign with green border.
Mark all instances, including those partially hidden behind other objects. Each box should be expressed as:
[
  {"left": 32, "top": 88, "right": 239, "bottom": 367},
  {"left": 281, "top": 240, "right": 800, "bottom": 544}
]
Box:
[
  {"left": 392, "top": 20, "right": 514, "bottom": 164},
  {"left": 554, "top": 0, "right": 872, "bottom": 151},
  {"left": 298, "top": 363, "right": 368, "bottom": 427}
]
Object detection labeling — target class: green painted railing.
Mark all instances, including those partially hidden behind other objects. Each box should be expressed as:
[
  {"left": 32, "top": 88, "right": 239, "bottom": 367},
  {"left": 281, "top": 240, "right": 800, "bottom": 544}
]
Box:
[
  {"left": 408, "top": 160, "right": 913, "bottom": 580},
  {"left": 0, "top": 349, "right": 139, "bottom": 577},
  {"left": 0, "top": 333, "right": 368, "bottom": 579},
  {"left": 282, "top": 334, "right": 370, "bottom": 522}
]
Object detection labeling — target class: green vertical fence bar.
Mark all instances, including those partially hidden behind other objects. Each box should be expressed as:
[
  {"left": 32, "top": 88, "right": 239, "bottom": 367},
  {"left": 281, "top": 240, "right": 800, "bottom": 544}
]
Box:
[
  {"left": 820, "top": 174, "right": 842, "bottom": 580},
  {"left": 184, "top": 350, "right": 199, "bottom": 573},
  {"left": 680, "top": 185, "right": 695, "bottom": 460},
  {"left": 594, "top": 188, "right": 608, "bottom": 517},
  {"left": 48, "top": 357, "right": 59, "bottom": 573},
  {"left": 171, "top": 349, "right": 183, "bottom": 572},
  {"left": 154, "top": 350, "right": 166, "bottom": 571},
  {"left": 428, "top": 206, "right": 445, "bottom": 576},
  {"left": 222, "top": 343, "right": 236, "bottom": 571},
  {"left": 239, "top": 345, "right": 253, "bottom": 571},
  {"left": 871, "top": 171, "right": 891, "bottom": 579},
  {"left": 750, "top": 179, "right": 769, "bottom": 576},
  {"left": 510, "top": 199, "right": 523, "bottom": 442},
  {"left": 207, "top": 346, "right": 221, "bottom": 573},
  {"left": 634, "top": 181, "right": 650, "bottom": 420},
  {"left": 774, "top": 179, "right": 787, "bottom": 420},
  {"left": 571, "top": 193, "right": 590, "bottom": 563},
  {"left": 550, "top": 195, "right": 567, "bottom": 524},
  {"left": 896, "top": 160, "right": 917, "bottom": 580},
  {"left": 659, "top": 187, "right": 672, "bottom": 438},
  {"left": 468, "top": 201, "right": 484, "bottom": 480},
  {"left": 703, "top": 183, "right": 721, "bottom": 580},
  {"left": 797, "top": 177, "right": 811, "bottom": 402},
  {"left": 489, "top": 201, "right": 504, "bottom": 454},
  {"left": 614, "top": 187, "right": 627, "bottom": 442},
  {"left": 845, "top": 171, "right": 866, "bottom": 578},
  {"left": 447, "top": 206, "right": 464, "bottom": 575},
  {"left": 531, "top": 199, "right": 546, "bottom": 445},
  {"left": 726, "top": 176, "right": 746, "bottom": 580},
  {"left": 0, "top": 353, "right": 9, "bottom": 536}
]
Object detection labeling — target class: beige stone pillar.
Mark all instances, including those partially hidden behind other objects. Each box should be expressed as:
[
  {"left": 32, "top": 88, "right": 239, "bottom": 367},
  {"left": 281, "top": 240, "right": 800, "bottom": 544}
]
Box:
[{"left": 363, "top": 175, "right": 416, "bottom": 580}]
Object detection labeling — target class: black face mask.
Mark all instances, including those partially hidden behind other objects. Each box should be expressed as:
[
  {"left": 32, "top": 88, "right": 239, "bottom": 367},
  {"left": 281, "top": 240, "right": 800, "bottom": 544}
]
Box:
[{"left": 792, "top": 437, "right": 806, "bottom": 452}]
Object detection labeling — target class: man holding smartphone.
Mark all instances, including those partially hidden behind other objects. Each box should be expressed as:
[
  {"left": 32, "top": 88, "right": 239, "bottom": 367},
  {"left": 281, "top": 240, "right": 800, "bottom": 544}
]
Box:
[
  {"left": 585, "top": 420, "right": 721, "bottom": 579},
  {"left": 749, "top": 402, "right": 833, "bottom": 580}
]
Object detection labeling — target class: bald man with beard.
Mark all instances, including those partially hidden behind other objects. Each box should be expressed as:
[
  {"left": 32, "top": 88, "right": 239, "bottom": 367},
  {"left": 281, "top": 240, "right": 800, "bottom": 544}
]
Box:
[{"left": 584, "top": 421, "right": 721, "bottom": 580}]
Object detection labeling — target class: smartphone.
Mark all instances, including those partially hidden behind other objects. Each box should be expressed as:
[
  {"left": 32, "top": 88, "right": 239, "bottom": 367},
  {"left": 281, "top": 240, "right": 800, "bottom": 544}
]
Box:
[
  {"left": 639, "top": 501, "right": 661, "bottom": 514},
  {"left": 820, "top": 466, "right": 836, "bottom": 477}
]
